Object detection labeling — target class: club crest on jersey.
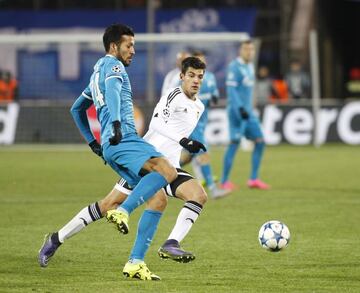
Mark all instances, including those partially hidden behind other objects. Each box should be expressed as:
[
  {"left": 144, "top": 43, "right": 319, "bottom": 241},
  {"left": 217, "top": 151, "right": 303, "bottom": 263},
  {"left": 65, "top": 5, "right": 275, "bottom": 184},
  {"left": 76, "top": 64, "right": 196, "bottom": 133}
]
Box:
[
  {"left": 163, "top": 108, "right": 170, "bottom": 118},
  {"left": 111, "top": 65, "right": 122, "bottom": 73}
]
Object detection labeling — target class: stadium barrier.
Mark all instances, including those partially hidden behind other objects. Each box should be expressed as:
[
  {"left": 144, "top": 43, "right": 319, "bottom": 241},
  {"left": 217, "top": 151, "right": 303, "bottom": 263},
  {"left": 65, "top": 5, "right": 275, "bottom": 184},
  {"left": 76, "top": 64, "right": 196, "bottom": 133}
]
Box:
[{"left": 0, "top": 101, "right": 359, "bottom": 145}]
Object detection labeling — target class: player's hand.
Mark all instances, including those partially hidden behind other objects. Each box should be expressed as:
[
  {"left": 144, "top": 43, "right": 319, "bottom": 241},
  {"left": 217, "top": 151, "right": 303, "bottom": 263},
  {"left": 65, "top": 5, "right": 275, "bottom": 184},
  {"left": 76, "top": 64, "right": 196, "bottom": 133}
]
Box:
[
  {"left": 239, "top": 107, "right": 249, "bottom": 120},
  {"left": 89, "top": 139, "right": 107, "bottom": 164},
  {"left": 89, "top": 140, "right": 103, "bottom": 157},
  {"left": 179, "top": 137, "right": 207, "bottom": 153},
  {"left": 109, "top": 120, "right": 122, "bottom": 145},
  {"left": 211, "top": 95, "right": 219, "bottom": 105}
]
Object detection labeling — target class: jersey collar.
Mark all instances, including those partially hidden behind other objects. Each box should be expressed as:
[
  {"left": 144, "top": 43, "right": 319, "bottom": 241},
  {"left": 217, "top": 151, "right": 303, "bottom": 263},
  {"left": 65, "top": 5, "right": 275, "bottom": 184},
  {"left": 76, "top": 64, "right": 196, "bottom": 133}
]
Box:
[
  {"left": 237, "top": 57, "right": 246, "bottom": 64},
  {"left": 105, "top": 54, "right": 118, "bottom": 60}
]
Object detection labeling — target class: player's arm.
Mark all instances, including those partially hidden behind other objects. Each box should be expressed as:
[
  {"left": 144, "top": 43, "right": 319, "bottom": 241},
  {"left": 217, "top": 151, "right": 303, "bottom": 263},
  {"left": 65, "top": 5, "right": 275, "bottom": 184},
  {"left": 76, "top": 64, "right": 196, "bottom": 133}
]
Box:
[
  {"left": 226, "top": 65, "right": 248, "bottom": 119},
  {"left": 211, "top": 74, "right": 220, "bottom": 105},
  {"left": 104, "top": 65, "right": 124, "bottom": 145},
  {"left": 70, "top": 89, "right": 103, "bottom": 159},
  {"left": 70, "top": 89, "right": 95, "bottom": 144}
]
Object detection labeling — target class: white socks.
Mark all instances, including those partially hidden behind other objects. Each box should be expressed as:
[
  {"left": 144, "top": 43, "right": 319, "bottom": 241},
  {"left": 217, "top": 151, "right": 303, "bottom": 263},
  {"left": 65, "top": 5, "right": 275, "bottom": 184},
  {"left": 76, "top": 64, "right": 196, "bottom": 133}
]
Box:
[
  {"left": 167, "top": 201, "right": 202, "bottom": 243},
  {"left": 58, "top": 202, "right": 102, "bottom": 243}
]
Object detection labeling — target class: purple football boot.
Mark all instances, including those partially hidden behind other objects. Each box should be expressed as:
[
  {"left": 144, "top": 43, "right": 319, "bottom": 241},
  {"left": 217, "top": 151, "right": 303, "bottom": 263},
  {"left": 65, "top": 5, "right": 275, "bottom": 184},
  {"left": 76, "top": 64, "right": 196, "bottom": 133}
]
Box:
[
  {"left": 38, "top": 233, "right": 61, "bottom": 267},
  {"left": 158, "top": 239, "right": 195, "bottom": 263}
]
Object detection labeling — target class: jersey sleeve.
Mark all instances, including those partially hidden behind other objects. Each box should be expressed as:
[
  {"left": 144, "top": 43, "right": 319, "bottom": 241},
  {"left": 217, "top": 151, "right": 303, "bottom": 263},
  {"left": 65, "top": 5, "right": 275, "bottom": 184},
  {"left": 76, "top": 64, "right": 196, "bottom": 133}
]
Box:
[
  {"left": 150, "top": 89, "right": 183, "bottom": 142},
  {"left": 70, "top": 93, "right": 95, "bottom": 143},
  {"left": 81, "top": 84, "right": 93, "bottom": 100},
  {"left": 104, "top": 60, "right": 124, "bottom": 83},
  {"left": 104, "top": 60, "right": 123, "bottom": 122},
  {"left": 226, "top": 63, "right": 244, "bottom": 109},
  {"left": 211, "top": 73, "right": 220, "bottom": 98}
]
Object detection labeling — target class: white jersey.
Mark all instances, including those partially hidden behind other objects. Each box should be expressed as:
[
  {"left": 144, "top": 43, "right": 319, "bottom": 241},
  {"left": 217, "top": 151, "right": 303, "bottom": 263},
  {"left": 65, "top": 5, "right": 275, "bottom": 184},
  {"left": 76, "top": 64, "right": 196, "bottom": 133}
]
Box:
[
  {"left": 144, "top": 87, "right": 204, "bottom": 168},
  {"left": 161, "top": 68, "right": 181, "bottom": 96}
]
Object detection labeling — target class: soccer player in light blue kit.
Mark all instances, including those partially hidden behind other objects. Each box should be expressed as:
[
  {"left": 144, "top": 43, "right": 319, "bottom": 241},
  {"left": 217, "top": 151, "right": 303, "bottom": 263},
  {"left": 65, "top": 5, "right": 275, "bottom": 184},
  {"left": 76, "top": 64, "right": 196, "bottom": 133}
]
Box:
[
  {"left": 221, "top": 40, "right": 270, "bottom": 190},
  {"left": 38, "top": 24, "right": 179, "bottom": 280},
  {"left": 183, "top": 51, "right": 230, "bottom": 198}
]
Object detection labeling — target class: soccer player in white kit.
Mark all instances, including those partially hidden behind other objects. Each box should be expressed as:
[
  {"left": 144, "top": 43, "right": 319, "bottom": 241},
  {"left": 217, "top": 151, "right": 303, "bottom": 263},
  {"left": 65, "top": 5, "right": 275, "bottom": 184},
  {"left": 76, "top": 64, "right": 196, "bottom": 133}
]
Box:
[
  {"left": 38, "top": 57, "right": 209, "bottom": 280},
  {"left": 161, "top": 50, "right": 189, "bottom": 96}
]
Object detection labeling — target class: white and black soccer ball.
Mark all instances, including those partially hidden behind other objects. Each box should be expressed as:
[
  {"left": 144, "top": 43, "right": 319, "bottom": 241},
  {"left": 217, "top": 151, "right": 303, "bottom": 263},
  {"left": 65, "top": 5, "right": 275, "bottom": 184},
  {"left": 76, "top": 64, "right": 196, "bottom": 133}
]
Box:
[{"left": 258, "top": 220, "right": 290, "bottom": 251}]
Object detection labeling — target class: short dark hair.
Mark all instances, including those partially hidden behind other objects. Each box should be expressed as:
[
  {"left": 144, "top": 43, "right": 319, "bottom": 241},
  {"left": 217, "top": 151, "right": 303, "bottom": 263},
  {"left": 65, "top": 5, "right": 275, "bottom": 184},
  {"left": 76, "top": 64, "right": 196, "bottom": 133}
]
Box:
[
  {"left": 181, "top": 56, "right": 206, "bottom": 74},
  {"left": 103, "top": 24, "right": 134, "bottom": 52}
]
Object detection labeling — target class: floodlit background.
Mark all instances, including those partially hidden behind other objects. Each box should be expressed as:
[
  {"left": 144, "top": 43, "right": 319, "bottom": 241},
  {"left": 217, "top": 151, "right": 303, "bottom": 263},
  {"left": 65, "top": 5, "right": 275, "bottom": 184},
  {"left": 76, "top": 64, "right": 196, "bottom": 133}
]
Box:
[{"left": 0, "top": 0, "right": 359, "bottom": 145}]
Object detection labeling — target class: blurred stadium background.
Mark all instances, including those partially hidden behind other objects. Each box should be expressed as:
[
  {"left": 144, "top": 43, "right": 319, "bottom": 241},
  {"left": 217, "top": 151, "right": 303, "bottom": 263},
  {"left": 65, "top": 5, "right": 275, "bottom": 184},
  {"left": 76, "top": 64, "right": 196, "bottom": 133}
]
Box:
[{"left": 0, "top": 0, "right": 359, "bottom": 145}]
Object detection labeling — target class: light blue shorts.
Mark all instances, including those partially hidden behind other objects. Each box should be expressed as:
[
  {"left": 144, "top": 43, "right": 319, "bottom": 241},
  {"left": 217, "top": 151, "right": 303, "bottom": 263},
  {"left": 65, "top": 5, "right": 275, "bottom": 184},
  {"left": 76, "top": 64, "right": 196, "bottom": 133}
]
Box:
[
  {"left": 102, "top": 133, "right": 163, "bottom": 186},
  {"left": 228, "top": 108, "right": 263, "bottom": 142}
]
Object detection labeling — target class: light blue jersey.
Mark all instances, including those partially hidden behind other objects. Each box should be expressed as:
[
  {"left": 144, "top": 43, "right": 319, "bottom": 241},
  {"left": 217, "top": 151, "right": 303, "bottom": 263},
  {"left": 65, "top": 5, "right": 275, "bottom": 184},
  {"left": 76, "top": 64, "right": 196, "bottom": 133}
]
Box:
[
  {"left": 226, "top": 57, "right": 255, "bottom": 118},
  {"left": 71, "top": 54, "right": 163, "bottom": 184},
  {"left": 83, "top": 54, "right": 136, "bottom": 144},
  {"left": 198, "top": 71, "right": 219, "bottom": 116},
  {"left": 190, "top": 71, "right": 219, "bottom": 147},
  {"left": 225, "top": 57, "right": 263, "bottom": 142}
]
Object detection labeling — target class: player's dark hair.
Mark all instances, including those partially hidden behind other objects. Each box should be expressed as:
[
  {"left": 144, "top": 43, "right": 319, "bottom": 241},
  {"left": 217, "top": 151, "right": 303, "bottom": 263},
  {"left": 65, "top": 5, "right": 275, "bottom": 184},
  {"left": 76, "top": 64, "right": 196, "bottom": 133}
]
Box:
[
  {"left": 103, "top": 24, "right": 134, "bottom": 52},
  {"left": 181, "top": 56, "right": 206, "bottom": 74}
]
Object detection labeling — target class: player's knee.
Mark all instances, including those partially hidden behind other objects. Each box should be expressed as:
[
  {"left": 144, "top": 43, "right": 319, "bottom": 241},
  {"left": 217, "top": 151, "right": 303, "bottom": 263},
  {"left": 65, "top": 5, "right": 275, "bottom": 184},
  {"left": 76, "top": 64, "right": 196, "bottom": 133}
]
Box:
[
  {"left": 151, "top": 158, "right": 177, "bottom": 183},
  {"left": 191, "top": 186, "right": 208, "bottom": 205},
  {"left": 168, "top": 167, "right": 178, "bottom": 182},
  {"left": 160, "top": 163, "right": 177, "bottom": 183},
  {"left": 146, "top": 191, "right": 168, "bottom": 212},
  {"left": 231, "top": 139, "right": 240, "bottom": 145}
]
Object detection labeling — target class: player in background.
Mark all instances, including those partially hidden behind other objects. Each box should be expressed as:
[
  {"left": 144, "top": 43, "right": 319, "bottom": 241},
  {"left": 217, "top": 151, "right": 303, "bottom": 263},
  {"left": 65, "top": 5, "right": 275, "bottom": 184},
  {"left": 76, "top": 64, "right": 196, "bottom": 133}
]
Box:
[
  {"left": 221, "top": 40, "right": 270, "bottom": 190},
  {"left": 180, "top": 50, "right": 230, "bottom": 199},
  {"left": 39, "top": 23, "right": 178, "bottom": 280},
  {"left": 38, "top": 57, "right": 208, "bottom": 279},
  {"left": 161, "top": 50, "right": 189, "bottom": 96}
]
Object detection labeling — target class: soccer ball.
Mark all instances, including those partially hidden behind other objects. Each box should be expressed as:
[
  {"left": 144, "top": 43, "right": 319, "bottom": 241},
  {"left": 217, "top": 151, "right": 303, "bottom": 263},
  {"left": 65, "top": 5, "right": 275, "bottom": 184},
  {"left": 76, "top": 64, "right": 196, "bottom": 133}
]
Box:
[{"left": 258, "top": 220, "right": 290, "bottom": 251}]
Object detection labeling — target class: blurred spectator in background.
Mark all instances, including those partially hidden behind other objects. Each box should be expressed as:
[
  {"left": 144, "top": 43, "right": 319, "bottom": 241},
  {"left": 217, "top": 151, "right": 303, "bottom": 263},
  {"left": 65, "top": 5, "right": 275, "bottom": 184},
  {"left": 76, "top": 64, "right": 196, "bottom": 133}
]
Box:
[
  {"left": 161, "top": 50, "right": 189, "bottom": 96},
  {"left": 254, "top": 65, "right": 272, "bottom": 106},
  {"left": 346, "top": 67, "right": 360, "bottom": 97},
  {"left": 0, "top": 70, "right": 18, "bottom": 103},
  {"left": 270, "top": 74, "right": 289, "bottom": 104},
  {"left": 285, "top": 60, "right": 310, "bottom": 100}
]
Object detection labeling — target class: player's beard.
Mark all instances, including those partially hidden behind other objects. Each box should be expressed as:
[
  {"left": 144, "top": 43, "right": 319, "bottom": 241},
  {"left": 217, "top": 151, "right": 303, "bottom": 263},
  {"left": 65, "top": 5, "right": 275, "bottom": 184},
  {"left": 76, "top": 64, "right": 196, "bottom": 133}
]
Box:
[
  {"left": 117, "top": 55, "right": 130, "bottom": 67},
  {"left": 116, "top": 47, "right": 131, "bottom": 67}
]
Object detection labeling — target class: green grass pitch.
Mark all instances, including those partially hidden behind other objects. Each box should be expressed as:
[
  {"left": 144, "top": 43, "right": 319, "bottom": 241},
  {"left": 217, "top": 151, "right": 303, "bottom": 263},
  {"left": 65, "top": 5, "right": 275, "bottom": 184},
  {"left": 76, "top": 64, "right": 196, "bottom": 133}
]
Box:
[{"left": 0, "top": 144, "right": 359, "bottom": 292}]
